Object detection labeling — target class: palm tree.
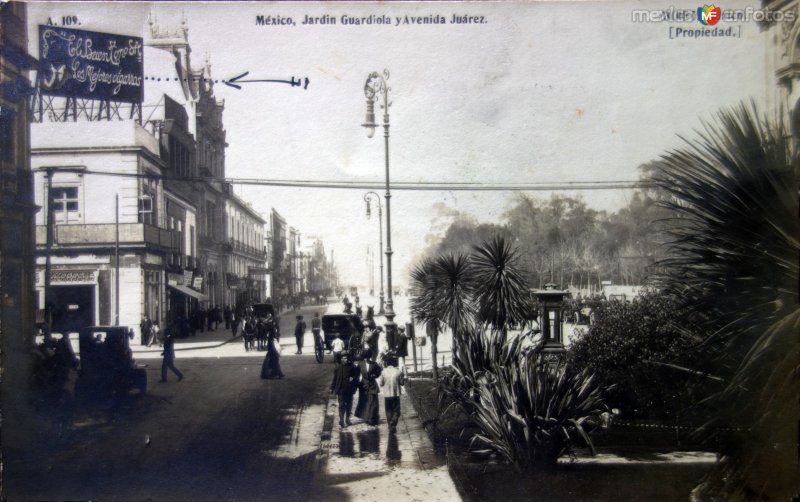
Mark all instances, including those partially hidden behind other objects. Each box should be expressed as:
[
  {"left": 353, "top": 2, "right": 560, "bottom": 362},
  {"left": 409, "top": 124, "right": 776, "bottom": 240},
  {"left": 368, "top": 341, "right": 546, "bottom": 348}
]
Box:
[
  {"left": 410, "top": 257, "right": 441, "bottom": 380},
  {"left": 471, "top": 236, "right": 532, "bottom": 339},
  {"left": 652, "top": 102, "right": 799, "bottom": 500},
  {"left": 429, "top": 252, "right": 476, "bottom": 352},
  {"left": 409, "top": 253, "right": 477, "bottom": 377}
]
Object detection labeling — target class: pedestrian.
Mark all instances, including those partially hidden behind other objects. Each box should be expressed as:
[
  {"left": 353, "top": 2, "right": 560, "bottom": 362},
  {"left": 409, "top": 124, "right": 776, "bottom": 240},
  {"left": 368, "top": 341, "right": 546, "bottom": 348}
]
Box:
[
  {"left": 294, "top": 315, "right": 306, "bottom": 354},
  {"left": 311, "top": 312, "right": 322, "bottom": 352},
  {"left": 224, "top": 305, "right": 232, "bottom": 329},
  {"left": 265, "top": 313, "right": 277, "bottom": 340},
  {"left": 331, "top": 333, "right": 345, "bottom": 365},
  {"left": 140, "top": 315, "right": 151, "bottom": 346},
  {"left": 394, "top": 326, "right": 410, "bottom": 375},
  {"left": 330, "top": 353, "right": 359, "bottom": 427},
  {"left": 261, "top": 329, "right": 284, "bottom": 379},
  {"left": 151, "top": 321, "right": 161, "bottom": 347},
  {"left": 354, "top": 350, "right": 382, "bottom": 426},
  {"left": 379, "top": 353, "right": 405, "bottom": 433},
  {"left": 231, "top": 313, "right": 238, "bottom": 337},
  {"left": 348, "top": 321, "right": 365, "bottom": 361},
  {"left": 160, "top": 330, "right": 183, "bottom": 382}
]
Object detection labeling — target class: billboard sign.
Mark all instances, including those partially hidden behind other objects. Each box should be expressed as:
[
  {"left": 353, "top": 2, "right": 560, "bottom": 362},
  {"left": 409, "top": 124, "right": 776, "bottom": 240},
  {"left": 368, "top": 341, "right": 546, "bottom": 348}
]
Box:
[{"left": 38, "top": 25, "right": 143, "bottom": 103}]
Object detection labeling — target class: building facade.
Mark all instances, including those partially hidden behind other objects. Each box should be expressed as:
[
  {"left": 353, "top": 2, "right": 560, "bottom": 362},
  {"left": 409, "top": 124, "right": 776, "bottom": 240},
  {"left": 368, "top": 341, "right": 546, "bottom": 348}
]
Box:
[
  {"left": 224, "top": 192, "right": 266, "bottom": 308},
  {"left": 1, "top": 1, "right": 39, "bottom": 442},
  {"left": 765, "top": 1, "right": 800, "bottom": 127},
  {"left": 1, "top": 1, "right": 36, "bottom": 341},
  {"left": 28, "top": 16, "right": 218, "bottom": 342}
]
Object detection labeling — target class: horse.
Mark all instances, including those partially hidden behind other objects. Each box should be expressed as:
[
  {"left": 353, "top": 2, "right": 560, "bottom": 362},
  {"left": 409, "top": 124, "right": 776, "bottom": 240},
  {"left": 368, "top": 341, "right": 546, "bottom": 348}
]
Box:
[{"left": 256, "top": 320, "right": 268, "bottom": 351}]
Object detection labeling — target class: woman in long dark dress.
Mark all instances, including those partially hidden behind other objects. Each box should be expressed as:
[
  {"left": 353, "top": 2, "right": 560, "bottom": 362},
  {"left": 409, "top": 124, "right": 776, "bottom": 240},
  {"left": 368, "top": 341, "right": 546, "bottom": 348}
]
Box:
[
  {"left": 261, "top": 332, "right": 284, "bottom": 379},
  {"left": 354, "top": 351, "right": 381, "bottom": 426}
]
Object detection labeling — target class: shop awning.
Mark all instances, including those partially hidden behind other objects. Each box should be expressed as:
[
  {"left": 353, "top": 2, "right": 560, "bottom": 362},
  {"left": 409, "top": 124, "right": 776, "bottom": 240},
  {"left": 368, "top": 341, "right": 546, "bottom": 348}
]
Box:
[{"left": 168, "top": 283, "right": 209, "bottom": 302}]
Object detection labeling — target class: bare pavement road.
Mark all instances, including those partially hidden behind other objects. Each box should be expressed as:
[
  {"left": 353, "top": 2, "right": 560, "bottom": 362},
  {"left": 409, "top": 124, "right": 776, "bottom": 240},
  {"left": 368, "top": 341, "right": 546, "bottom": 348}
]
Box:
[{"left": 2, "top": 302, "right": 458, "bottom": 501}]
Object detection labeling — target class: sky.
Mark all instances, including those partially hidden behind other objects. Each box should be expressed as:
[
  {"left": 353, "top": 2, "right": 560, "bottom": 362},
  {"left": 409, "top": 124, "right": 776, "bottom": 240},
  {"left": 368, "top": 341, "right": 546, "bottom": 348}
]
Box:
[{"left": 26, "top": 1, "right": 770, "bottom": 289}]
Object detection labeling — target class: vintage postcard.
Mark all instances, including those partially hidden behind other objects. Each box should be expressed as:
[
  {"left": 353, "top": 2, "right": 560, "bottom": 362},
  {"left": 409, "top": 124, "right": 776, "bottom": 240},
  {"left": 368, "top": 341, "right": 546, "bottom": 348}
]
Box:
[{"left": 1, "top": 0, "right": 796, "bottom": 500}]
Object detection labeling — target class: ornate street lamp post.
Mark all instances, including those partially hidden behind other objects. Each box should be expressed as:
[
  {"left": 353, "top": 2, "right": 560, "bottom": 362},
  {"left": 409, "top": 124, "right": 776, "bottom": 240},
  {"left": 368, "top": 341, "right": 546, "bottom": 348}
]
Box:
[
  {"left": 362, "top": 69, "right": 396, "bottom": 336},
  {"left": 363, "top": 191, "right": 385, "bottom": 315}
]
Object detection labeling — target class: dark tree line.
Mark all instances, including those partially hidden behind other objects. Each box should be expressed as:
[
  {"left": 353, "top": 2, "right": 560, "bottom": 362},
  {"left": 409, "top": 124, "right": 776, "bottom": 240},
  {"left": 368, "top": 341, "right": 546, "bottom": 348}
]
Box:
[{"left": 417, "top": 177, "right": 671, "bottom": 290}]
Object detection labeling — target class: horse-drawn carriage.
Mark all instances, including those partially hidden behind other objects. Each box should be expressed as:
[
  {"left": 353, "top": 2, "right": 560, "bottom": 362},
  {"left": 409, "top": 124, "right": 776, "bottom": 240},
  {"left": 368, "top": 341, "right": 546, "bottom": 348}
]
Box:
[{"left": 321, "top": 314, "right": 366, "bottom": 361}]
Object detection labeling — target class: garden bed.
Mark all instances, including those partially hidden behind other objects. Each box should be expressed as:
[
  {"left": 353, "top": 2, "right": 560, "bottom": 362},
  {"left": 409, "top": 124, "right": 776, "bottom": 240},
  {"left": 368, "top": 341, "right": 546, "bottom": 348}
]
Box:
[{"left": 405, "top": 376, "right": 716, "bottom": 502}]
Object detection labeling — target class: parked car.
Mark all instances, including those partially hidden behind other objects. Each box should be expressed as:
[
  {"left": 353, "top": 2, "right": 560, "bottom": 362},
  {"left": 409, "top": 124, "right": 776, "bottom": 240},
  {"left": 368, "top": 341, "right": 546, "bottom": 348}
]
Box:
[
  {"left": 74, "top": 326, "right": 147, "bottom": 400},
  {"left": 321, "top": 314, "right": 364, "bottom": 357}
]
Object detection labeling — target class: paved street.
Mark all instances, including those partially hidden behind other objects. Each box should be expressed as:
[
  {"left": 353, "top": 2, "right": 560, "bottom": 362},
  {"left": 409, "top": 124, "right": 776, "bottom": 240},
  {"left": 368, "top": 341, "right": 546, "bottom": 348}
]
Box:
[{"left": 2, "top": 300, "right": 458, "bottom": 501}]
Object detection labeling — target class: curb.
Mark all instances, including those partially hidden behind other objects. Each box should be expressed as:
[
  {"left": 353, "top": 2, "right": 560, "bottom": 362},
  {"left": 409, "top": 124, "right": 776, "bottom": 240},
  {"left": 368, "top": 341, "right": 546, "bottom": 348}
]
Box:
[{"left": 405, "top": 379, "right": 474, "bottom": 500}]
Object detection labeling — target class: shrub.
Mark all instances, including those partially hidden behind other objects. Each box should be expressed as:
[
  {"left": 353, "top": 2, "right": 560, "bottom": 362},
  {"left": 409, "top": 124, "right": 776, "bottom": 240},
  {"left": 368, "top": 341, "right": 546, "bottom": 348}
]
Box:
[{"left": 567, "top": 292, "right": 715, "bottom": 420}]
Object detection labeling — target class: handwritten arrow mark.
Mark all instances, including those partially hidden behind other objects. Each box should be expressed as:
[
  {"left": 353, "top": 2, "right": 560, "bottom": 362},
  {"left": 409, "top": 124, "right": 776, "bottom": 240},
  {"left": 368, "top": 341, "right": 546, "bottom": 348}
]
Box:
[{"left": 224, "top": 71, "right": 309, "bottom": 90}]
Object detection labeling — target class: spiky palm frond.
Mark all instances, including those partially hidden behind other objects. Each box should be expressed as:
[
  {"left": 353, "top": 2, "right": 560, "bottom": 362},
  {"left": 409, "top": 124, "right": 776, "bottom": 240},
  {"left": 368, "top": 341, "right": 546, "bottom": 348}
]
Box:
[
  {"left": 471, "top": 236, "right": 532, "bottom": 333},
  {"left": 409, "top": 257, "right": 439, "bottom": 326},
  {"left": 409, "top": 257, "right": 443, "bottom": 380},
  {"left": 652, "top": 102, "right": 799, "bottom": 500},
  {"left": 410, "top": 253, "right": 476, "bottom": 335},
  {"left": 443, "top": 331, "right": 608, "bottom": 471},
  {"left": 428, "top": 252, "right": 477, "bottom": 346}
]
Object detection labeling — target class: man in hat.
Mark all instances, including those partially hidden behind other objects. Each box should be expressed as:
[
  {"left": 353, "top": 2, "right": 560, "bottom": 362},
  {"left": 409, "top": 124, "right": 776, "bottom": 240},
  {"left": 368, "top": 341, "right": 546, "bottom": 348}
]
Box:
[
  {"left": 160, "top": 329, "right": 183, "bottom": 382},
  {"left": 294, "top": 315, "right": 307, "bottom": 354},
  {"left": 330, "top": 352, "right": 360, "bottom": 427}
]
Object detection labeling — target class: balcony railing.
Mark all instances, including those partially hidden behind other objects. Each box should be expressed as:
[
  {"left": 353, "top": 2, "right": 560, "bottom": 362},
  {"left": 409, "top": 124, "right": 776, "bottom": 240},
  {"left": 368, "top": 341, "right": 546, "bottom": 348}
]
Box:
[
  {"left": 36, "top": 223, "right": 173, "bottom": 250},
  {"left": 229, "top": 240, "right": 267, "bottom": 260}
]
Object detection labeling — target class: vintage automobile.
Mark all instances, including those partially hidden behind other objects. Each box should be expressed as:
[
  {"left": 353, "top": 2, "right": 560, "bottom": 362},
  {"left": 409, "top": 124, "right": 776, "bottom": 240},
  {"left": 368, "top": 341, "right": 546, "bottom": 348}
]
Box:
[
  {"left": 321, "top": 314, "right": 365, "bottom": 358},
  {"left": 74, "top": 326, "right": 147, "bottom": 399}
]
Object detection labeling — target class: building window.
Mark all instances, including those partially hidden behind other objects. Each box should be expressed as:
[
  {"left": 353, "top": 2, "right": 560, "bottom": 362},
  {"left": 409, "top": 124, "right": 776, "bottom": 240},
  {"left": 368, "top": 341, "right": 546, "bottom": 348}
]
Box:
[
  {"left": 49, "top": 186, "right": 81, "bottom": 223},
  {"left": 139, "top": 177, "right": 158, "bottom": 225}
]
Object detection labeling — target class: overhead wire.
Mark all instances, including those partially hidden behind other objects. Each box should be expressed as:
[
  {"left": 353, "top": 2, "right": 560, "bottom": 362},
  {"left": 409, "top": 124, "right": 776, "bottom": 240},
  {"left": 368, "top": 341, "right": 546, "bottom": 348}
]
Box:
[{"left": 67, "top": 168, "right": 652, "bottom": 191}]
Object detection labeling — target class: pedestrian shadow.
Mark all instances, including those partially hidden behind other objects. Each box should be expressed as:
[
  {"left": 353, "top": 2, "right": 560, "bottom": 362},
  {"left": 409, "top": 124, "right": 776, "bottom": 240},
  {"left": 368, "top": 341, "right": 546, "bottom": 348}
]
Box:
[
  {"left": 386, "top": 432, "right": 402, "bottom": 465},
  {"left": 338, "top": 431, "right": 355, "bottom": 457},
  {"left": 356, "top": 428, "right": 380, "bottom": 456}
]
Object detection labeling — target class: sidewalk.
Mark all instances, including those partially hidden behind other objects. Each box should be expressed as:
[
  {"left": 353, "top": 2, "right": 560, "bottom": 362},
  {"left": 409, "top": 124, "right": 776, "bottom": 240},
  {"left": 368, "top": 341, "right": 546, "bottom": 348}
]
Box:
[
  {"left": 131, "top": 305, "right": 322, "bottom": 360},
  {"left": 131, "top": 323, "right": 242, "bottom": 359},
  {"left": 310, "top": 382, "right": 459, "bottom": 501}
]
